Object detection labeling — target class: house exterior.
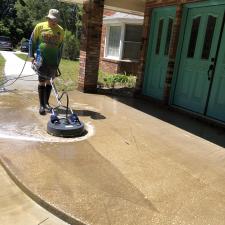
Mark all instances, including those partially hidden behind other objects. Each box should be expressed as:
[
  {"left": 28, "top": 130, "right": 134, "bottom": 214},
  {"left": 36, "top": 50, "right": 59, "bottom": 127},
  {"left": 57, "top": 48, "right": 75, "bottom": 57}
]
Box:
[
  {"left": 60, "top": 0, "right": 225, "bottom": 125},
  {"left": 100, "top": 10, "right": 144, "bottom": 75}
]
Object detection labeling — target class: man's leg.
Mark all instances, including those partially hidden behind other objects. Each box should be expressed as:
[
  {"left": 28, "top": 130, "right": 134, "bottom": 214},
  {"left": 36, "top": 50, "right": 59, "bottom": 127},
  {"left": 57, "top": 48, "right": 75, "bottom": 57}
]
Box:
[
  {"left": 38, "top": 81, "right": 46, "bottom": 115},
  {"left": 44, "top": 67, "right": 57, "bottom": 112},
  {"left": 45, "top": 80, "right": 52, "bottom": 112}
]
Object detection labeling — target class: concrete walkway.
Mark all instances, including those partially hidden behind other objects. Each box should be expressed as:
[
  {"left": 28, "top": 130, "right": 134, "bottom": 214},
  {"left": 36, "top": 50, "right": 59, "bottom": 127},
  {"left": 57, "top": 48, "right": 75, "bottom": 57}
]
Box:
[
  {"left": 0, "top": 165, "right": 68, "bottom": 225},
  {"left": 1, "top": 50, "right": 37, "bottom": 91},
  {"left": 1, "top": 52, "right": 225, "bottom": 225}
]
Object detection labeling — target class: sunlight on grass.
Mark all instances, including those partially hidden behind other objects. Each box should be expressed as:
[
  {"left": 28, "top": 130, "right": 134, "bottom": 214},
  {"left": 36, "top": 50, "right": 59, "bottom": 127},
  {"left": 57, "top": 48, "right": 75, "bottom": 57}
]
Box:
[
  {"left": 0, "top": 54, "right": 5, "bottom": 84},
  {"left": 15, "top": 52, "right": 80, "bottom": 91},
  {"left": 14, "top": 53, "right": 136, "bottom": 92},
  {"left": 56, "top": 59, "right": 79, "bottom": 91},
  {"left": 15, "top": 53, "right": 32, "bottom": 61}
]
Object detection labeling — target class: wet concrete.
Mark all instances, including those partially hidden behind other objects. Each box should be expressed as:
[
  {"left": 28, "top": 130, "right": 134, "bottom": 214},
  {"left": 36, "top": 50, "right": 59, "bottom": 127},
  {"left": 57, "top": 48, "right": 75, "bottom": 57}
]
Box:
[{"left": 1, "top": 88, "right": 225, "bottom": 224}]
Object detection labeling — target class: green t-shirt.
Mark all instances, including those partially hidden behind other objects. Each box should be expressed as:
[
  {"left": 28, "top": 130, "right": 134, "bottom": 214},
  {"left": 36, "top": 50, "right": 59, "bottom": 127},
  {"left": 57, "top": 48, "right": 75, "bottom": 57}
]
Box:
[{"left": 30, "top": 21, "right": 64, "bottom": 66}]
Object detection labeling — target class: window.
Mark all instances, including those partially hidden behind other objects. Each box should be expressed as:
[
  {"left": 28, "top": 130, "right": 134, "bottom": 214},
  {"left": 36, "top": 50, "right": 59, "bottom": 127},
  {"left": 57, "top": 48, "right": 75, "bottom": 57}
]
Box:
[
  {"left": 123, "top": 25, "right": 142, "bottom": 60},
  {"left": 187, "top": 17, "right": 201, "bottom": 58},
  {"left": 201, "top": 15, "right": 216, "bottom": 60},
  {"left": 164, "top": 18, "right": 174, "bottom": 56},
  {"left": 106, "top": 26, "right": 122, "bottom": 58},
  {"left": 155, "top": 19, "right": 164, "bottom": 54},
  {"left": 105, "top": 24, "right": 142, "bottom": 60}
]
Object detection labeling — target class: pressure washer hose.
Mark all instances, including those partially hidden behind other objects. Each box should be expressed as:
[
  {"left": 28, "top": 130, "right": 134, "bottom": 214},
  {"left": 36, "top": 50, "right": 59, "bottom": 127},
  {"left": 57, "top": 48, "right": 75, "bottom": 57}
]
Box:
[
  {"left": 0, "top": 52, "right": 72, "bottom": 118},
  {"left": 0, "top": 53, "right": 31, "bottom": 88}
]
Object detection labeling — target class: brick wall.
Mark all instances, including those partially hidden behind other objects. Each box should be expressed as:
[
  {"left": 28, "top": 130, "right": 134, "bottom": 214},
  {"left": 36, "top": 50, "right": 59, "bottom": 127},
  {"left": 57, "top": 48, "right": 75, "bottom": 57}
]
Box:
[
  {"left": 118, "top": 61, "right": 139, "bottom": 75},
  {"left": 135, "top": 0, "right": 201, "bottom": 102},
  {"left": 78, "top": 0, "right": 104, "bottom": 92}
]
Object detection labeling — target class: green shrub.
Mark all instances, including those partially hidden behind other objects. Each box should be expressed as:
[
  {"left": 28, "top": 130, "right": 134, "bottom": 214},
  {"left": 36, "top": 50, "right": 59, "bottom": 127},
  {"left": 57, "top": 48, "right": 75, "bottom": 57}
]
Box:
[
  {"left": 98, "top": 70, "right": 136, "bottom": 88},
  {"left": 62, "top": 30, "right": 80, "bottom": 60}
]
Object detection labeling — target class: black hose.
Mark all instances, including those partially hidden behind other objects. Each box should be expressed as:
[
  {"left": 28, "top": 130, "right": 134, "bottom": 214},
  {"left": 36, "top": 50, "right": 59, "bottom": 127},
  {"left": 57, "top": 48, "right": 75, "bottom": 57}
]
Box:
[
  {"left": 1, "top": 53, "right": 29, "bottom": 87},
  {"left": 1, "top": 52, "right": 71, "bottom": 120}
]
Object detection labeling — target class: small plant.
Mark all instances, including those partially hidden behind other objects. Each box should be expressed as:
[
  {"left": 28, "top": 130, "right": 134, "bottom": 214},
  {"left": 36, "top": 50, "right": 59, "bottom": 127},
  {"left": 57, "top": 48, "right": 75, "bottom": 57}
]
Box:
[{"left": 98, "top": 70, "right": 136, "bottom": 88}]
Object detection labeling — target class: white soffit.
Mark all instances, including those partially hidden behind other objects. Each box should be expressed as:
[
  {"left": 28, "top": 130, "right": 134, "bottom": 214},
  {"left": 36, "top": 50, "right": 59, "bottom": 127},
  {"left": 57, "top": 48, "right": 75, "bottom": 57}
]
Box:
[{"left": 103, "top": 12, "right": 144, "bottom": 24}]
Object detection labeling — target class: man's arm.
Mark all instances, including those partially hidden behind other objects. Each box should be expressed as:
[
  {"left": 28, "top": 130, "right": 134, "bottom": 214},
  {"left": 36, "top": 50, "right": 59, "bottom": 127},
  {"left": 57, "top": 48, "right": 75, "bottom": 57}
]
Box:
[
  {"left": 29, "top": 25, "right": 39, "bottom": 60},
  {"left": 57, "top": 29, "right": 65, "bottom": 66}
]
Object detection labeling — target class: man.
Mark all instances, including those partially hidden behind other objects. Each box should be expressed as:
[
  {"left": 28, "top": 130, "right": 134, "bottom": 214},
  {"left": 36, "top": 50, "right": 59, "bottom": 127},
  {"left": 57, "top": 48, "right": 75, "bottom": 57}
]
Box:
[{"left": 29, "top": 9, "right": 64, "bottom": 115}]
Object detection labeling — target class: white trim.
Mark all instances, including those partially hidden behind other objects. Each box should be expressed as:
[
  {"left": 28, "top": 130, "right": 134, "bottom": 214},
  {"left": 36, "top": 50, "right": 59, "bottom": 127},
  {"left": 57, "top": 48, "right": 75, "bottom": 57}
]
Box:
[
  {"left": 104, "top": 25, "right": 110, "bottom": 59},
  {"left": 103, "top": 57, "right": 140, "bottom": 63},
  {"left": 119, "top": 23, "right": 126, "bottom": 60},
  {"left": 104, "top": 18, "right": 143, "bottom": 25},
  {"left": 104, "top": 23, "right": 142, "bottom": 61},
  {"left": 104, "top": 23, "right": 123, "bottom": 60}
]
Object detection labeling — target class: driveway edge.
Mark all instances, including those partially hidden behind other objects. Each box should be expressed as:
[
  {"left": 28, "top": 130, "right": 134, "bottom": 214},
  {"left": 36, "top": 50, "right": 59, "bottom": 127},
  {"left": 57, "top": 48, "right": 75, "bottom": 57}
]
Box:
[{"left": 0, "top": 156, "right": 87, "bottom": 225}]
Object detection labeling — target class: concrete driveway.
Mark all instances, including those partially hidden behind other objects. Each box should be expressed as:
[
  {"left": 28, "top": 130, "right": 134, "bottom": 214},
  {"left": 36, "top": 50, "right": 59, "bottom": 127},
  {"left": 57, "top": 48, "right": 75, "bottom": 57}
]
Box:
[
  {"left": 0, "top": 52, "right": 69, "bottom": 225},
  {"left": 1, "top": 50, "right": 37, "bottom": 91},
  {"left": 1, "top": 51, "right": 225, "bottom": 225}
]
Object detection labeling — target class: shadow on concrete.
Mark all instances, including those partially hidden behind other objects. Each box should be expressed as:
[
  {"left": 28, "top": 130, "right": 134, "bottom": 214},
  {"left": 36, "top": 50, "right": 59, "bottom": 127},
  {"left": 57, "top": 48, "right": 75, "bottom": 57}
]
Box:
[
  {"left": 103, "top": 93, "right": 225, "bottom": 148},
  {"left": 56, "top": 108, "right": 106, "bottom": 120},
  {"left": 75, "top": 110, "right": 106, "bottom": 120}
]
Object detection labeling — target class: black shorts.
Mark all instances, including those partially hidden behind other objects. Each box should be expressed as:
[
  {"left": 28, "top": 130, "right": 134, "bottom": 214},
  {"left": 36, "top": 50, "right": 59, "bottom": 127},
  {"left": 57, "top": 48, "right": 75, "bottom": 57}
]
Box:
[{"left": 37, "top": 65, "right": 57, "bottom": 82}]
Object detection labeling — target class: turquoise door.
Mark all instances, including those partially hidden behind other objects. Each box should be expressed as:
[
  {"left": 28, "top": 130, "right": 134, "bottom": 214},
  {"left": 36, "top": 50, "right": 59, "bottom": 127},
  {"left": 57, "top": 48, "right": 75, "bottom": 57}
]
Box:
[
  {"left": 143, "top": 7, "right": 176, "bottom": 100},
  {"left": 173, "top": 6, "right": 225, "bottom": 114},
  {"left": 207, "top": 20, "right": 225, "bottom": 122}
]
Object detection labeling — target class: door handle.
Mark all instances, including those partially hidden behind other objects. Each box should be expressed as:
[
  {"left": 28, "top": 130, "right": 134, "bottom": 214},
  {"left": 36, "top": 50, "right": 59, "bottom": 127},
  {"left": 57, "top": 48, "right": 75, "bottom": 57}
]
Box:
[{"left": 207, "top": 64, "right": 214, "bottom": 81}]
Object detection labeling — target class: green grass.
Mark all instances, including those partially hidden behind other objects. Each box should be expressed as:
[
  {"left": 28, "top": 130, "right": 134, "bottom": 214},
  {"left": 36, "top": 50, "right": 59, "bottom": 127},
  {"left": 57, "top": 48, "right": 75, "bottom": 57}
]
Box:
[
  {"left": 15, "top": 52, "right": 79, "bottom": 91},
  {"left": 15, "top": 53, "right": 32, "bottom": 61},
  {"left": 56, "top": 59, "right": 80, "bottom": 91},
  {"left": 0, "top": 54, "right": 5, "bottom": 84},
  {"left": 14, "top": 52, "right": 136, "bottom": 91}
]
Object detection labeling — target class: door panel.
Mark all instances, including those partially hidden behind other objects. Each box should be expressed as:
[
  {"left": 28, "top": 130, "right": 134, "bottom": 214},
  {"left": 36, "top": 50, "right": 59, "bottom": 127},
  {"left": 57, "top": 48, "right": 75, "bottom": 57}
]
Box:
[
  {"left": 143, "top": 7, "right": 176, "bottom": 100},
  {"left": 207, "top": 22, "right": 225, "bottom": 122},
  {"left": 173, "top": 6, "right": 224, "bottom": 113}
]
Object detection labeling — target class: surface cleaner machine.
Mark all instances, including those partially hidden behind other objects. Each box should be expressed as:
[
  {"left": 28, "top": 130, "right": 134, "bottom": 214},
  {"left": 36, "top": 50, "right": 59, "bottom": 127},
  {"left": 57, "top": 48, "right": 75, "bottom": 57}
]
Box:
[{"left": 47, "top": 74, "right": 85, "bottom": 138}]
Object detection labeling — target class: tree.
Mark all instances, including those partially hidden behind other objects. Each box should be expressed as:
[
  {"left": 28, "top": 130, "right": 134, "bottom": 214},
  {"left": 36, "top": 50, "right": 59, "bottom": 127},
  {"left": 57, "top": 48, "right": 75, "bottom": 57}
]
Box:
[{"left": 0, "top": 0, "right": 82, "bottom": 56}]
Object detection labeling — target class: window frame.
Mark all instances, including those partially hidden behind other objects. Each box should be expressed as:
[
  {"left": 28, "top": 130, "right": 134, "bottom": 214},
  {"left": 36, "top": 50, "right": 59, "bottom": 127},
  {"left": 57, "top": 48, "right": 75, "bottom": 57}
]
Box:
[
  {"left": 104, "top": 23, "right": 142, "bottom": 61},
  {"left": 104, "top": 23, "right": 125, "bottom": 60}
]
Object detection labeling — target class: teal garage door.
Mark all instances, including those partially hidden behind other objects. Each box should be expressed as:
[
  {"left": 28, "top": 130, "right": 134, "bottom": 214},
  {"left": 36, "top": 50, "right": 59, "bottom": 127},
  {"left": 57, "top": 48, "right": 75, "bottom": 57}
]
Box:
[
  {"left": 143, "top": 6, "right": 176, "bottom": 100},
  {"left": 173, "top": 4, "right": 225, "bottom": 122}
]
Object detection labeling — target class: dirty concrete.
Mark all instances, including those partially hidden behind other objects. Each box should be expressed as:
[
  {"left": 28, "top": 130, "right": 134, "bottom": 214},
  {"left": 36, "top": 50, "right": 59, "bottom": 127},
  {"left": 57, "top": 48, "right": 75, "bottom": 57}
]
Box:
[{"left": 1, "top": 84, "right": 225, "bottom": 225}]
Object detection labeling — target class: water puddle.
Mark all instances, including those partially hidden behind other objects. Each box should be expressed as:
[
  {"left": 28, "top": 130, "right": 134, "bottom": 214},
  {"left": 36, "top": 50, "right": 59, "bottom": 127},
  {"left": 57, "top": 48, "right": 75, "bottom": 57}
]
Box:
[{"left": 0, "top": 122, "right": 95, "bottom": 143}]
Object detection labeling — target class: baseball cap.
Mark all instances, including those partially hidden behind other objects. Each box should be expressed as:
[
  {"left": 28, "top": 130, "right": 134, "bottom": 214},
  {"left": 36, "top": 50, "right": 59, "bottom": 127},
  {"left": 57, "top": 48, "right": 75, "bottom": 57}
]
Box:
[{"left": 46, "top": 9, "right": 60, "bottom": 20}]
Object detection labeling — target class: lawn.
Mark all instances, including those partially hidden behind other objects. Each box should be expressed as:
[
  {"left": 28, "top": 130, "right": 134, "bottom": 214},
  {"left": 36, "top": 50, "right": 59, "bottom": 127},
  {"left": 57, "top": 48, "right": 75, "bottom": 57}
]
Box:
[
  {"left": 55, "top": 59, "right": 80, "bottom": 91},
  {"left": 0, "top": 54, "right": 5, "bottom": 84},
  {"left": 15, "top": 53, "right": 136, "bottom": 92},
  {"left": 15, "top": 53, "right": 79, "bottom": 91},
  {"left": 15, "top": 53, "right": 32, "bottom": 61}
]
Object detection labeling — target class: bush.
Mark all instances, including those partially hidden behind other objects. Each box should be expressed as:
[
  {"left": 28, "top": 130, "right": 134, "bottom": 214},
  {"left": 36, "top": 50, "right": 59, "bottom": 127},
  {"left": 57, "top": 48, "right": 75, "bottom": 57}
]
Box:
[
  {"left": 98, "top": 70, "right": 136, "bottom": 88},
  {"left": 62, "top": 30, "right": 80, "bottom": 60}
]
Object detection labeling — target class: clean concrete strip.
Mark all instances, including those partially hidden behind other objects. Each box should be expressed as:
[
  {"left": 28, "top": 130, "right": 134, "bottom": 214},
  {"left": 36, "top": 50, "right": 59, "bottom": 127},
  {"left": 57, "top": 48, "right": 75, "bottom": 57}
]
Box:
[
  {"left": 0, "top": 164, "right": 69, "bottom": 225},
  {"left": 0, "top": 158, "right": 86, "bottom": 225}
]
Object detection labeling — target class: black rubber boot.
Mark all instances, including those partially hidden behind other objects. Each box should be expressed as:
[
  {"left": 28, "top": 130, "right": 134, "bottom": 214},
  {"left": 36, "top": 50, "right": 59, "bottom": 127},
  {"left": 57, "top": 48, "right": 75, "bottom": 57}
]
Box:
[
  {"left": 45, "top": 84, "right": 52, "bottom": 112},
  {"left": 38, "top": 85, "right": 46, "bottom": 115}
]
